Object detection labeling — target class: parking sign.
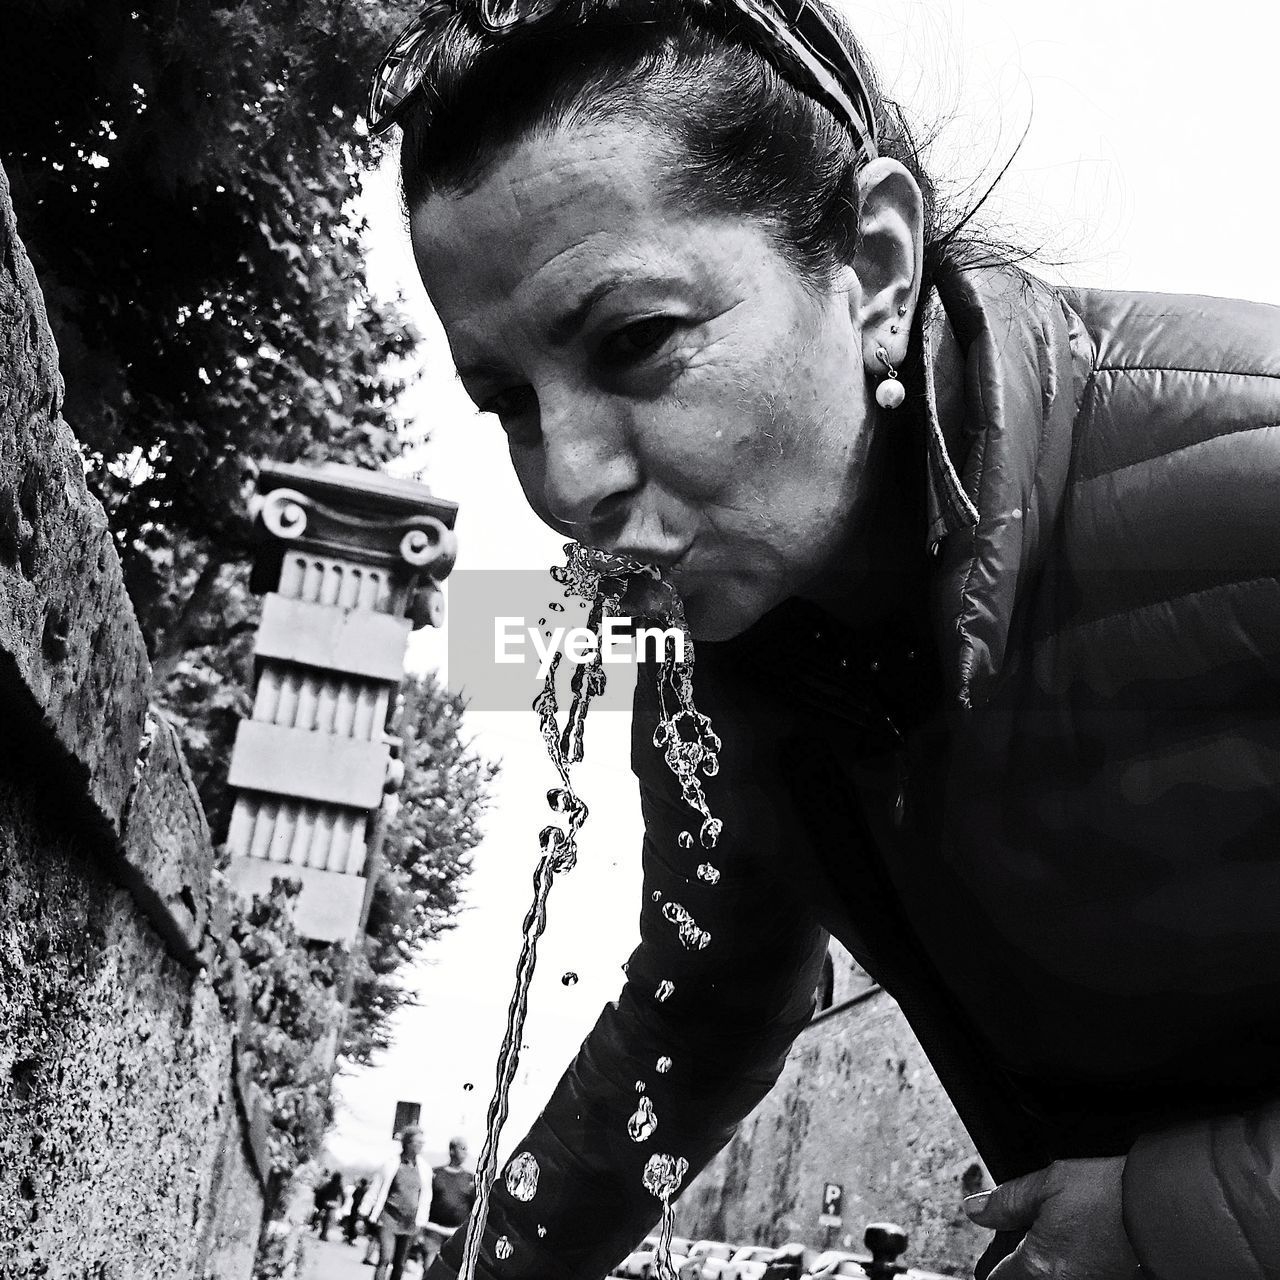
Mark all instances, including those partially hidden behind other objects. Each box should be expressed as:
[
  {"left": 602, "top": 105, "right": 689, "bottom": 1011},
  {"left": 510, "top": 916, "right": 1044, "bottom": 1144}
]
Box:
[{"left": 819, "top": 1181, "right": 844, "bottom": 1227}]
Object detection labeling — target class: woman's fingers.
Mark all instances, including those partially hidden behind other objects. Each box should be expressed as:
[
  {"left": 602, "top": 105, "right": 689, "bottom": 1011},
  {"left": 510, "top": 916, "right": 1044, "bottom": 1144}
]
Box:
[{"left": 964, "top": 1166, "right": 1052, "bottom": 1232}]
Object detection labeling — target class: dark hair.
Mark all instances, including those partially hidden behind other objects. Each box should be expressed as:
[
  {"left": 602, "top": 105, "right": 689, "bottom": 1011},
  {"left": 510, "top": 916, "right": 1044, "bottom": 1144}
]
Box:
[
  {"left": 394, "top": 0, "right": 1024, "bottom": 298},
  {"left": 394, "top": 0, "right": 995, "bottom": 291}
]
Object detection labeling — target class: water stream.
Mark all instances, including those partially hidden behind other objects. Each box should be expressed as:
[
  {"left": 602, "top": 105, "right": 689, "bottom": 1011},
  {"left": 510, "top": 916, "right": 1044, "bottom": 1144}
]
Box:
[{"left": 457, "top": 544, "right": 721, "bottom": 1280}]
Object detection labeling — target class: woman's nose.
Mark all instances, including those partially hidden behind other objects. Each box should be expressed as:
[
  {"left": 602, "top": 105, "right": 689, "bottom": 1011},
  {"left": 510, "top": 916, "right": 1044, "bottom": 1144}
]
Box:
[{"left": 538, "top": 396, "right": 639, "bottom": 540}]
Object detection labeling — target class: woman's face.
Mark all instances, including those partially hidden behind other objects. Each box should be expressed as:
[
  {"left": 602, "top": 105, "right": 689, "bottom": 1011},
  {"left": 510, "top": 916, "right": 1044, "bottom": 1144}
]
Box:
[{"left": 411, "top": 119, "right": 889, "bottom": 640}]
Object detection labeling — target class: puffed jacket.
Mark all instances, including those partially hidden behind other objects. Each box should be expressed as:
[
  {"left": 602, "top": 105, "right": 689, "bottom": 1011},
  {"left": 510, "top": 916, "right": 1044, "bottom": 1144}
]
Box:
[{"left": 430, "top": 264, "right": 1280, "bottom": 1280}]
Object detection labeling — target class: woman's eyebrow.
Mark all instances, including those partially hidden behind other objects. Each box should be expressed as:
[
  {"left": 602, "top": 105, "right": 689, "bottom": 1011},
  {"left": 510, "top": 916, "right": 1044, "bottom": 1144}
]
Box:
[{"left": 545, "top": 272, "right": 686, "bottom": 347}]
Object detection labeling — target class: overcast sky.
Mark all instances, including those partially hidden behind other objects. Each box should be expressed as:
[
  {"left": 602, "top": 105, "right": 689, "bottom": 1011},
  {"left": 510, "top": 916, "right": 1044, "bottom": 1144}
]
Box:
[{"left": 327, "top": 0, "right": 1280, "bottom": 1172}]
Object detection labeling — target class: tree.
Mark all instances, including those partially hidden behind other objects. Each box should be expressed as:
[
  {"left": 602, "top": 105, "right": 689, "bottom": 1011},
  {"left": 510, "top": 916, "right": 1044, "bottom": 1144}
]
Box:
[
  {"left": 0, "top": 0, "right": 420, "bottom": 668},
  {"left": 344, "top": 672, "right": 501, "bottom": 1066},
  {"left": 0, "top": 0, "right": 498, "bottom": 1211}
]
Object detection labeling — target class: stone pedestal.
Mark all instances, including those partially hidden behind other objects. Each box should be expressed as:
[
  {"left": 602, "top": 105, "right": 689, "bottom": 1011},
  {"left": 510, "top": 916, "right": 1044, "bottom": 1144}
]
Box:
[{"left": 225, "top": 461, "right": 457, "bottom": 941}]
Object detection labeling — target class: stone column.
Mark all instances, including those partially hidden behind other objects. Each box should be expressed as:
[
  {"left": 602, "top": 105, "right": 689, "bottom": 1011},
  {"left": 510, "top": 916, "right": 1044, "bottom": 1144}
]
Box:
[{"left": 225, "top": 460, "right": 457, "bottom": 942}]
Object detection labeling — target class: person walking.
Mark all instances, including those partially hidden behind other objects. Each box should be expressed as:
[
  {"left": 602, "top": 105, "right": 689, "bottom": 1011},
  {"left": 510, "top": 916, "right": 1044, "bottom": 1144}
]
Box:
[
  {"left": 422, "top": 1138, "right": 476, "bottom": 1269},
  {"left": 312, "top": 1170, "right": 345, "bottom": 1242},
  {"left": 365, "top": 1126, "right": 432, "bottom": 1280},
  {"left": 344, "top": 1176, "right": 372, "bottom": 1245}
]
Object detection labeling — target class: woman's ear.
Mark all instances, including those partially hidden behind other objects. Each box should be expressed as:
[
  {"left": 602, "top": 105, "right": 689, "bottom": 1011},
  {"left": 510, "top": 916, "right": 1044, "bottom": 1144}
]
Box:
[{"left": 851, "top": 158, "right": 924, "bottom": 379}]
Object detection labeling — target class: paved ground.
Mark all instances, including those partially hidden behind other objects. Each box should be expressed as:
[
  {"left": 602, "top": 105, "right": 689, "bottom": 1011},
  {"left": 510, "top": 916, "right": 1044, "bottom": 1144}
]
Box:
[{"left": 301, "top": 1233, "right": 427, "bottom": 1280}]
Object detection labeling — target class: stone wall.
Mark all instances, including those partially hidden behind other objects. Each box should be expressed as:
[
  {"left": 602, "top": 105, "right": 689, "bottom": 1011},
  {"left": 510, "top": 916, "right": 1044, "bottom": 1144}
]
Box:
[
  {"left": 0, "top": 162, "right": 264, "bottom": 1274},
  {"left": 676, "top": 948, "right": 992, "bottom": 1277}
]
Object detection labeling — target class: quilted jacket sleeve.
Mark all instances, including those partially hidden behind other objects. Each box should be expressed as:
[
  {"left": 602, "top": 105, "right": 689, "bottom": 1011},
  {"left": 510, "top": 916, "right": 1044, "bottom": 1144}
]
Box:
[
  {"left": 427, "top": 660, "right": 828, "bottom": 1280},
  {"left": 1123, "top": 1102, "right": 1280, "bottom": 1279}
]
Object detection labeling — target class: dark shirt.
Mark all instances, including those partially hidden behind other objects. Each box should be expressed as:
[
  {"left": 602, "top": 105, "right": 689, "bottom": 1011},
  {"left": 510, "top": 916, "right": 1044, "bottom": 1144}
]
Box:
[
  {"left": 382, "top": 1160, "right": 423, "bottom": 1231},
  {"left": 430, "top": 1164, "right": 476, "bottom": 1228}
]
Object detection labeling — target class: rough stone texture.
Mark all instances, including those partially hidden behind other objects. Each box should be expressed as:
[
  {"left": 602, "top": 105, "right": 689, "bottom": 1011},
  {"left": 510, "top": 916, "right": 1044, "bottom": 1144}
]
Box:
[
  {"left": 0, "top": 761, "right": 263, "bottom": 1277},
  {"left": 120, "top": 713, "right": 217, "bottom": 965},
  {"left": 200, "top": 1104, "right": 269, "bottom": 1278},
  {"left": 0, "top": 162, "right": 150, "bottom": 841},
  {"left": 678, "top": 952, "right": 992, "bottom": 1276},
  {"left": 0, "top": 160, "right": 263, "bottom": 1276}
]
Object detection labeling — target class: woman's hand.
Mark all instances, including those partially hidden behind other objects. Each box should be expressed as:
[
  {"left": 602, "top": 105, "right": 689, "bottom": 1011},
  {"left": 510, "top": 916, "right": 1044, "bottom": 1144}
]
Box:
[{"left": 964, "top": 1157, "right": 1141, "bottom": 1279}]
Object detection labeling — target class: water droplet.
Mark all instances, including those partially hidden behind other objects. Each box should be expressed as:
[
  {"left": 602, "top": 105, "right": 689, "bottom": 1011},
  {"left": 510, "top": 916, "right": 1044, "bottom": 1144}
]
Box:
[
  {"left": 463, "top": 1082, "right": 474, "bottom": 1091},
  {"left": 539, "top": 824, "right": 576, "bottom": 872},
  {"left": 655, "top": 980, "right": 675, "bottom": 1003},
  {"left": 628, "top": 1092, "right": 659, "bottom": 1142},
  {"left": 699, "top": 817, "right": 722, "bottom": 848},
  {"left": 561, "top": 971, "right": 578, "bottom": 986},
  {"left": 548, "top": 601, "right": 565, "bottom": 612},
  {"left": 642, "top": 1153, "right": 689, "bottom": 1200},
  {"left": 656, "top": 1056, "right": 672, "bottom": 1074},
  {"left": 677, "top": 831, "right": 693, "bottom": 850},
  {"left": 661, "top": 901, "right": 711, "bottom": 950},
  {"left": 636, "top": 1080, "right": 646, "bottom": 1093},
  {"left": 651, "top": 889, "right": 662, "bottom": 903},
  {"left": 697, "top": 863, "right": 720, "bottom": 885},
  {"left": 496, "top": 1236, "right": 514, "bottom": 1261},
  {"left": 621, "top": 961, "right": 630, "bottom": 975},
  {"left": 505, "top": 1151, "right": 540, "bottom": 1202},
  {"left": 538, "top": 617, "right": 546, "bottom": 626},
  {"left": 547, "top": 787, "right": 571, "bottom": 812},
  {"left": 537, "top": 1225, "right": 547, "bottom": 1238}
]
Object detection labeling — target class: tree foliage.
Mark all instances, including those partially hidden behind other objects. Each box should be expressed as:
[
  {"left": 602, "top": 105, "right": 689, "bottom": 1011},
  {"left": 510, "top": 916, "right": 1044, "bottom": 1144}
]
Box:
[
  {"left": 0, "top": 0, "right": 419, "bottom": 657},
  {"left": 214, "top": 878, "right": 347, "bottom": 1180},
  {"left": 343, "top": 673, "right": 500, "bottom": 1065},
  {"left": 0, "top": 0, "right": 498, "bottom": 1206}
]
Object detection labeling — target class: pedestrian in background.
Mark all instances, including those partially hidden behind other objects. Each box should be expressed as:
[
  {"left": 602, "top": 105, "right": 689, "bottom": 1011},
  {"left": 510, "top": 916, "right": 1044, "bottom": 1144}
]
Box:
[
  {"left": 345, "top": 1175, "right": 372, "bottom": 1244},
  {"left": 422, "top": 1137, "right": 476, "bottom": 1269},
  {"left": 312, "top": 1170, "right": 345, "bottom": 1242},
  {"left": 366, "top": 1125, "right": 432, "bottom": 1280}
]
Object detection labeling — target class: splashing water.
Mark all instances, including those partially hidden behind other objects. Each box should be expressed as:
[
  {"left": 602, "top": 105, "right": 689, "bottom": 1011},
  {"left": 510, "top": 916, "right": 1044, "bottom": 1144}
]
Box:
[
  {"left": 661, "top": 901, "right": 712, "bottom": 951},
  {"left": 643, "top": 1155, "right": 690, "bottom": 1280},
  {"left": 627, "top": 1092, "right": 659, "bottom": 1142},
  {"left": 505, "top": 1152, "right": 540, "bottom": 1203},
  {"left": 458, "top": 544, "right": 722, "bottom": 1280}
]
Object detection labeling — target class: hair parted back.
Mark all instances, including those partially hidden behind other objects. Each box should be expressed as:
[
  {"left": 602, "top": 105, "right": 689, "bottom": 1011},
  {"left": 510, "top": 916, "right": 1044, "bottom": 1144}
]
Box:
[{"left": 395, "top": 0, "right": 1000, "bottom": 291}]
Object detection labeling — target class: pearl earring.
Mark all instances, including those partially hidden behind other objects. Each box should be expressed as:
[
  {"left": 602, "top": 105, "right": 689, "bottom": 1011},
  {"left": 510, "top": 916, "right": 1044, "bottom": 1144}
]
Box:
[{"left": 875, "top": 346, "right": 904, "bottom": 410}]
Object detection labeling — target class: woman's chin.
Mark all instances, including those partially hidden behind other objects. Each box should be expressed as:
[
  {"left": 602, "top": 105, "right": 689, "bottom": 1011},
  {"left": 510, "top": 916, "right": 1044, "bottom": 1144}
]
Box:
[{"left": 672, "top": 574, "right": 773, "bottom": 642}]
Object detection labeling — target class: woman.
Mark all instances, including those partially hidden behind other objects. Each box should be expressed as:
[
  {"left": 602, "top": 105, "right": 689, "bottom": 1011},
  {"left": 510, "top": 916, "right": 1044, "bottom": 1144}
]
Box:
[{"left": 366, "top": 1, "right": 1280, "bottom": 1277}]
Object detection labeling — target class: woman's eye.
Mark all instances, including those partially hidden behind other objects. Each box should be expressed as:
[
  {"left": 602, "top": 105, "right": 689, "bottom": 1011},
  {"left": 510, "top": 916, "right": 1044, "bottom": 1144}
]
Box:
[
  {"left": 599, "top": 317, "right": 678, "bottom": 365},
  {"left": 478, "top": 387, "right": 540, "bottom": 444}
]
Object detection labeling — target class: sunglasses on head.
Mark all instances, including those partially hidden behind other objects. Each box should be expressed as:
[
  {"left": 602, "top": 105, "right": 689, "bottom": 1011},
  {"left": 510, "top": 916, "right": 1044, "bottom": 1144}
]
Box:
[{"left": 366, "top": 0, "right": 879, "bottom": 164}]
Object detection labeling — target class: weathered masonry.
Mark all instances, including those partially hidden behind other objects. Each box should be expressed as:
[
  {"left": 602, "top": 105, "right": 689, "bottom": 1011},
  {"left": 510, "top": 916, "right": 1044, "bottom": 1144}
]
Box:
[
  {"left": 0, "top": 159, "right": 265, "bottom": 1276},
  {"left": 225, "top": 462, "right": 456, "bottom": 941},
  {"left": 676, "top": 944, "right": 992, "bottom": 1274},
  {"left": 0, "top": 157, "right": 451, "bottom": 1273}
]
